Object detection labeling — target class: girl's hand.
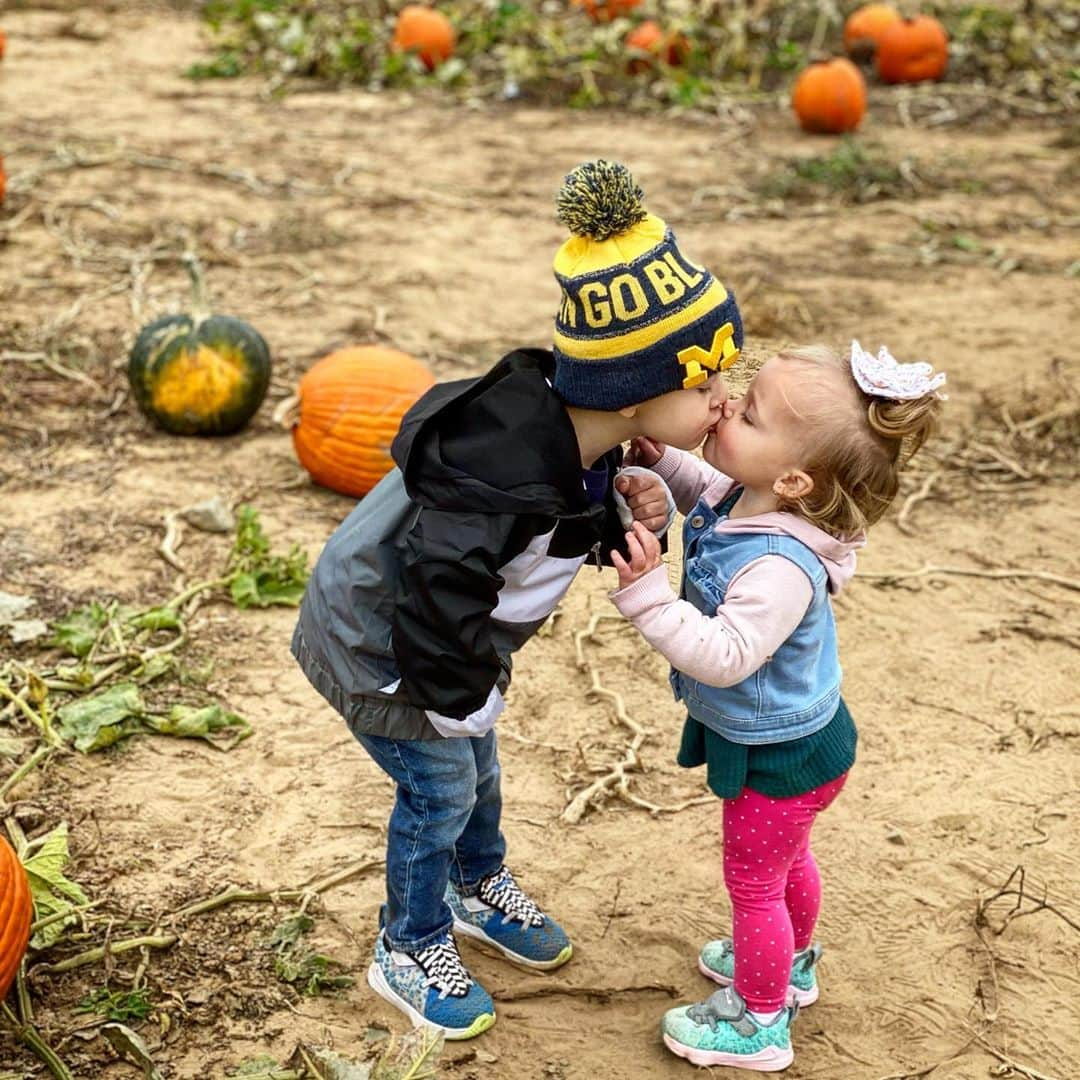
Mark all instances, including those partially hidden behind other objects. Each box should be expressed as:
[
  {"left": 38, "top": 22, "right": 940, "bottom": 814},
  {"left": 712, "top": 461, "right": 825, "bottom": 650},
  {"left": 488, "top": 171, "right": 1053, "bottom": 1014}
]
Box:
[
  {"left": 611, "top": 521, "right": 663, "bottom": 589},
  {"left": 615, "top": 471, "right": 671, "bottom": 532},
  {"left": 623, "top": 436, "right": 665, "bottom": 468}
]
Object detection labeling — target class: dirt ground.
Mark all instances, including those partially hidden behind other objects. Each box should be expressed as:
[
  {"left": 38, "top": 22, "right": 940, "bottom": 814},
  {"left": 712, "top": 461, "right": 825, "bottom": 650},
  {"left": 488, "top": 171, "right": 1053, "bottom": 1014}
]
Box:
[{"left": 2, "top": 4, "right": 1078, "bottom": 1079}]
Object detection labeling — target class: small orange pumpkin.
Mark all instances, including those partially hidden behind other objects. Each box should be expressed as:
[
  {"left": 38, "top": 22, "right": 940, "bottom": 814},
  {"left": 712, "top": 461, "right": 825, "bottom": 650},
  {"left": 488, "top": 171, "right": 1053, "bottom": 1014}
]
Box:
[
  {"left": 391, "top": 5, "right": 455, "bottom": 71},
  {"left": 625, "top": 20, "right": 689, "bottom": 72},
  {"left": 843, "top": 3, "right": 901, "bottom": 63},
  {"left": 284, "top": 346, "right": 436, "bottom": 498},
  {"left": 0, "top": 836, "right": 33, "bottom": 1001},
  {"left": 792, "top": 58, "right": 867, "bottom": 134},
  {"left": 875, "top": 16, "right": 949, "bottom": 83},
  {"left": 572, "top": 0, "right": 641, "bottom": 24},
  {"left": 0, "top": 29, "right": 6, "bottom": 61}
]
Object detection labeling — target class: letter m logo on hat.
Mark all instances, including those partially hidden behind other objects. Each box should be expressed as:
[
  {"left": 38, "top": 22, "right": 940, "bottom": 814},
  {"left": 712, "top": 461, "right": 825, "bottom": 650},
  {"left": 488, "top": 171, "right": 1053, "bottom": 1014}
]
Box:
[{"left": 678, "top": 323, "right": 741, "bottom": 389}]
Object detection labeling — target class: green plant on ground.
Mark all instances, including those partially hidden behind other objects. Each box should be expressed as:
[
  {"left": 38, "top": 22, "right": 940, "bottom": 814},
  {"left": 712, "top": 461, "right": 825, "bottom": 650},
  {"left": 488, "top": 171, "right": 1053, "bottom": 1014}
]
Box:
[
  {"left": 75, "top": 986, "right": 153, "bottom": 1023},
  {"left": 269, "top": 912, "right": 354, "bottom": 997},
  {"left": 756, "top": 139, "right": 914, "bottom": 203},
  {"left": 1, "top": 506, "right": 306, "bottom": 756}
]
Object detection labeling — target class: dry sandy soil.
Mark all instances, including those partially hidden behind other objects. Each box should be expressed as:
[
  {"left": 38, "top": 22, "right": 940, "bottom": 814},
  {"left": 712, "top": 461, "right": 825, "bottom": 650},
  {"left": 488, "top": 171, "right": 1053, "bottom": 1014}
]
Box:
[{"left": 1, "top": 4, "right": 1078, "bottom": 1079}]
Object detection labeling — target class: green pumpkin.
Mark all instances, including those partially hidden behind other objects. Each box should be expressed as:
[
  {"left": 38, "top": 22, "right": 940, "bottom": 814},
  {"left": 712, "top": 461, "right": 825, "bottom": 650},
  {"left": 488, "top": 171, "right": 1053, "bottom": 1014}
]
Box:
[{"left": 127, "top": 255, "right": 271, "bottom": 436}]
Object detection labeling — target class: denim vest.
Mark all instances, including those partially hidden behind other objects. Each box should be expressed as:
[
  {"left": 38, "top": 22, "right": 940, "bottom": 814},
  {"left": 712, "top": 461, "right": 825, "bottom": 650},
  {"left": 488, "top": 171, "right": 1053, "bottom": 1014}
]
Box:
[{"left": 671, "top": 490, "right": 841, "bottom": 745}]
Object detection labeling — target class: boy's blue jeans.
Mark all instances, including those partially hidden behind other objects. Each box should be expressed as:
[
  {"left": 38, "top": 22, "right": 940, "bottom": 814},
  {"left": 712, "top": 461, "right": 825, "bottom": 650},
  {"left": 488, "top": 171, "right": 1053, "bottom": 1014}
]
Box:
[{"left": 352, "top": 728, "right": 506, "bottom": 954}]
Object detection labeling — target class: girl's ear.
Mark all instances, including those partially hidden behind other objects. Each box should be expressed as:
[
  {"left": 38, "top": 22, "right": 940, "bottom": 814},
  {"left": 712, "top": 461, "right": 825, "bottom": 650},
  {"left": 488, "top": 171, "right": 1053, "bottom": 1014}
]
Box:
[
  {"left": 618, "top": 405, "right": 639, "bottom": 419},
  {"left": 773, "top": 470, "right": 814, "bottom": 501}
]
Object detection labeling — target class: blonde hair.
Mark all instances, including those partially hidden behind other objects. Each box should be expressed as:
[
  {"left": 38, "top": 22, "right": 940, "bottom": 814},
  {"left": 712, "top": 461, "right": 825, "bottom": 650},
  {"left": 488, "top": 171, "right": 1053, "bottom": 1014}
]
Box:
[{"left": 774, "top": 345, "right": 941, "bottom": 537}]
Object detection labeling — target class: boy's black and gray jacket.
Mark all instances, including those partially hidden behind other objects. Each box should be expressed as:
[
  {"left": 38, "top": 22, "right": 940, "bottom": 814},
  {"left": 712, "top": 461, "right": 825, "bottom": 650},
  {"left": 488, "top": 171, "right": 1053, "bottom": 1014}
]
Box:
[{"left": 291, "top": 348, "right": 634, "bottom": 740}]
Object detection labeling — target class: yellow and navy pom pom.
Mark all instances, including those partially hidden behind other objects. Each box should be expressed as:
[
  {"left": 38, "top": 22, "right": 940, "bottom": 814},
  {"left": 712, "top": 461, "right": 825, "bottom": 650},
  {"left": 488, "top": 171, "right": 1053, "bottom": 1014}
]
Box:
[{"left": 556, "top": 160, "right": 647, "bottom": 242}]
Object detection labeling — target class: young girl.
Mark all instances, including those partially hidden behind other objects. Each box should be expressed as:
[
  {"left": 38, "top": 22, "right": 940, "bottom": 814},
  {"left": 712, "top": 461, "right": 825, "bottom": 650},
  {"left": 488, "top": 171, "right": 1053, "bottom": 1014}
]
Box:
[{"left": 610, "top": 341, "right": 945, "bottom": 1071}]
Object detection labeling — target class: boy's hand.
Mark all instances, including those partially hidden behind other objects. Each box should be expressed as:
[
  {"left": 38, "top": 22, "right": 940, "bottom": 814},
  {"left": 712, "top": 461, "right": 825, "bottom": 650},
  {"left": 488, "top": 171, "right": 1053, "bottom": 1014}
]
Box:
[
  {"left": 615, "top": 471, "right": 672, "bottom": 532},
  {"left": 623, "top": 436, "right": 665, "bottom": 468},
  {"left": 611, "top": 521, "right": 663, "bottom": 589}
]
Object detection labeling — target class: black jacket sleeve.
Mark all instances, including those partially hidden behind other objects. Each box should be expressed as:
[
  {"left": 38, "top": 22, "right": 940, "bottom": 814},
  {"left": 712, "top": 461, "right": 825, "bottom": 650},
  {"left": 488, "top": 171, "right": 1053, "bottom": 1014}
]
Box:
[{"left": 391, "top": 508, "right": 518, "bottom": 718}]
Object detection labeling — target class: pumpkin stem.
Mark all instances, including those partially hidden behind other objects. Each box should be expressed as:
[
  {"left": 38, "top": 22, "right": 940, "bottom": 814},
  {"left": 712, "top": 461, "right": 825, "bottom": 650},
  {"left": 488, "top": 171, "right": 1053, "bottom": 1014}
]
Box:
[
  {"left": 272, "top": 391, "right": 301, "bottom": 430},
  {"left": 182, "top": 250, "right": 212, "bottom": 323}
]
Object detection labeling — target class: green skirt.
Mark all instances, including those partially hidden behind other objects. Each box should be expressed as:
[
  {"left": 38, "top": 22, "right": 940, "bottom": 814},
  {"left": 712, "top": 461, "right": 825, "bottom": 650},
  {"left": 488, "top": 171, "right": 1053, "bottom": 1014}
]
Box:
[{"left": 677, "top": 697, "right": 857, "bottom": 800}]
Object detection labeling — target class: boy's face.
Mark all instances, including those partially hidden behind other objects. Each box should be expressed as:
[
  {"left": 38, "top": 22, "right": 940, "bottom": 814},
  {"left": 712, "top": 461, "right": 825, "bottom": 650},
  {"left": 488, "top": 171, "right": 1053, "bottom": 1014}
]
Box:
[{"left": 631, "top": 373, "right": 729, "bottom": 450}]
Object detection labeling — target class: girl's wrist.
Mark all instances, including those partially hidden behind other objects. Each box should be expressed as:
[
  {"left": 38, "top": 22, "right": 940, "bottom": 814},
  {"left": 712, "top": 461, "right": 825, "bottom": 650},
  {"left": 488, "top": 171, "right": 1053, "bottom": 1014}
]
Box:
[{"left": 609, "top": 563, "right": 673, "bottom": 616}]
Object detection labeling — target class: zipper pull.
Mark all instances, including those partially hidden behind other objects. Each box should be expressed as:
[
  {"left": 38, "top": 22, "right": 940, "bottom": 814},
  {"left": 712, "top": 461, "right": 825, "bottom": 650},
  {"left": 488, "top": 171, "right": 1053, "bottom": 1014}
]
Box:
[{"left": 591, "top": 540, "right": 602, "bottom": 573}]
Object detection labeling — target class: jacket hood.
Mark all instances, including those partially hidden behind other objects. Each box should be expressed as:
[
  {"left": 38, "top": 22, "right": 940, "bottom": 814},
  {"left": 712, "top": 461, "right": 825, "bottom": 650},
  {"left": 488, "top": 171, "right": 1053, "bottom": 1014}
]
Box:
[
  {"left": 716, "top": 511, "right": 864, "bottom": 594},
  {"left": 391, "top": 349, "right": 596, "bottom": 517}
]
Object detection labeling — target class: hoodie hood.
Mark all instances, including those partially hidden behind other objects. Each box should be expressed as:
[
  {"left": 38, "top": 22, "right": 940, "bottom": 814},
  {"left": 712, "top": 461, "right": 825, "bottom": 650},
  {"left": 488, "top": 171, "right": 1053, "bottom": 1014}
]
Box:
[
  {"left": 716, "top": 511, "right": 864, "bottom": 594},
  {"left": 391, "top": 349, "right": 597, "bottom": 518}
]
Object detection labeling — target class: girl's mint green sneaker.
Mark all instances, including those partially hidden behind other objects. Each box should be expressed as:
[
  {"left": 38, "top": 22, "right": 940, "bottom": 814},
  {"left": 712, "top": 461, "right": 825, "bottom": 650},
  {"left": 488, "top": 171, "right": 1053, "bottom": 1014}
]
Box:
[
  {"left": 698, "top": 939, "right": 822, "bottom": 1007},
  {"left": 662, "top": 986, "right": 795, "bottom": 1071}
]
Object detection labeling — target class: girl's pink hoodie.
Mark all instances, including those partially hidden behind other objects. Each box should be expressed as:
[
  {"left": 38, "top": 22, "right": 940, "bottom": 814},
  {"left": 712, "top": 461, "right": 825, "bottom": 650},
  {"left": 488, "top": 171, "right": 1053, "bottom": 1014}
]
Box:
[{"left": 610, "top": 448, "right": 864, "bottom": 689}]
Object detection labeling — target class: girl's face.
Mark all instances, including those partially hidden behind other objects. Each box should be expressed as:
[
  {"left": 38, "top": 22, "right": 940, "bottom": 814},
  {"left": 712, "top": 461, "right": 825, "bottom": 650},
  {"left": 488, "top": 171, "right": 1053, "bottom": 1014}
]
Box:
[
  {"left": 703, "top": 357, "right": 812, "bottom": 490},
  {"left": 632, "top": 373, "right": 729, "bottom": 450}
]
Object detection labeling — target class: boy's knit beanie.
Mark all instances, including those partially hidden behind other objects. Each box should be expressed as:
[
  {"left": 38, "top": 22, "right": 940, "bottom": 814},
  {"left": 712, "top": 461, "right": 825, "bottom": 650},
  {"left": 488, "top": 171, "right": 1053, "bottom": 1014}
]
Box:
[{"left": 552, "top": 160, "right": 743, "bottom": 411}]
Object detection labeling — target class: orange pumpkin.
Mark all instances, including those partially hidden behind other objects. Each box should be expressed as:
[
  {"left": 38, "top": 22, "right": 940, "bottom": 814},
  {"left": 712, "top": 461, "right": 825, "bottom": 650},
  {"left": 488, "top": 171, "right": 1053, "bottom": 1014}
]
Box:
[
  {"left": 0, "top": 155, "right": 6, "bottom": 206},
  {"left": 391, "top": 5, "right": 455, "bottom": 71},
  {"left": 876, "top": 15, "right": 949, "bottom": 83},
  {"left": 0, "top": 836, "right": 33, "bottom": 1001},
  {"left": 792, "top": 58, "right": 867, "bottom": 134},
  {"left": 572, "top": 0, "right": 641, "bottom": 24},
  {"left": 843, "top": 3, "right": 901, "bottom": 63},
  {"left": 285, "top": 346, "right": 436, "bottom": 498},
  {"left": 625, "top": 20, "right": 689, "bottom": 72},
  {"left": 0, "top": 29, "right": 6, "bottom": 61}
]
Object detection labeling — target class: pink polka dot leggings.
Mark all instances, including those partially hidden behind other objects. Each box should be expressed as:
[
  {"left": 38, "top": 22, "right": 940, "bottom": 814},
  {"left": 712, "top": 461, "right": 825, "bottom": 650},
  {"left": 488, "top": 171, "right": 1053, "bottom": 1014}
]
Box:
[{"left": 722, "top": 773, "right": 848, "bottom": 1011}]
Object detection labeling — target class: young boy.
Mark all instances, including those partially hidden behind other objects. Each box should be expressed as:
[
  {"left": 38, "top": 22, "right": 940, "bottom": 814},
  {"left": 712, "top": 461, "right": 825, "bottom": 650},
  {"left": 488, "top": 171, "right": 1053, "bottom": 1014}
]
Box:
[{"left": 292, "top": 160, "right": 744, "bottom": 1040}]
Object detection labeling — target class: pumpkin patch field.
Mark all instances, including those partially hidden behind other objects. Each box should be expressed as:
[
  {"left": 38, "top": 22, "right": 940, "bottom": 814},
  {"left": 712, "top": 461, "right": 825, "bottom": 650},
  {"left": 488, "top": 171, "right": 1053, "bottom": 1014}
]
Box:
[{"left": 1, "top": 2, "right": 1078, "bottom": 1078}]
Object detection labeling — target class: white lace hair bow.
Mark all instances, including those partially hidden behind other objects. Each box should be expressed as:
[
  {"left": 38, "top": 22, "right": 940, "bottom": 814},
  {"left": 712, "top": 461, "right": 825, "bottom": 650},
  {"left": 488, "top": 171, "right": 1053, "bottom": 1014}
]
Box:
[{"left": 850, "top": 340, "right": 947, "bottom": 401}]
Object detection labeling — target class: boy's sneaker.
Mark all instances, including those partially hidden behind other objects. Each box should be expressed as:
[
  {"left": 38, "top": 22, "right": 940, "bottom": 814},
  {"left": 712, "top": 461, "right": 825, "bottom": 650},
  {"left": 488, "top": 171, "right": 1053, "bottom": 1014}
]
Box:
[
  {"left": 367, "top": 930, "right": 495, "bottom": 1040},
  {"left": 447, "top": 866, "right": 572, "bottom": 971},
  {"left": 698, "top": 938, "right": 822, "bottom": 1007},
  {"left": 662, "top": 985, "right": 796, "bottom": 1072}
]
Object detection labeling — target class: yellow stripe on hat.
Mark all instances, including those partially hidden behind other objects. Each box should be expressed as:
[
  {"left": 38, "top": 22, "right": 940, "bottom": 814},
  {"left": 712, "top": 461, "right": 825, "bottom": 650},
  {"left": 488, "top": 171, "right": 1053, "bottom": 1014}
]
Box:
[
  {"left": 553, "top": 213, "right": 668, "bottom": 278},
  {"left": 553, "top": 279, "right": 730, "bottom": 361}
]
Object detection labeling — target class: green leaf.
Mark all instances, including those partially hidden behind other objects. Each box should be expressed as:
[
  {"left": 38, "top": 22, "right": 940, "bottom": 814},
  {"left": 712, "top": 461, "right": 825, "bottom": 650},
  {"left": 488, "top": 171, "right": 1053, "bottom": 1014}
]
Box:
[
  {"left": 134, "top": 654, "right": 175, "bottom": 684},
  {"left": 50, "top": 602, "right": 110, "bottom": 658},
  {"left": 274, "top": 949, "right": 354, "bottom": 996},
  {"left": 226, "top": 506, "right": 308, "bottom": 609},
  {"left": 101, "top": 1023, "right": 165, "bottom": 1080},
  {"left": 56, "top": 683, "right": 147, "bottom": 753},
  {"left": 22, "top": 822, "right": 91, "bottom": 948},
  {"left": 229, "top": 570, "right": 306, "bottom": 609},
  {"left": 268, "top": 912, "right": 314, "bottom": 952},
  {"left": 76, "top": 987, "right": 152, "bottom": 1022},
  {"left": 144, "top": 704, "right": 252, "bottom": 749}
]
